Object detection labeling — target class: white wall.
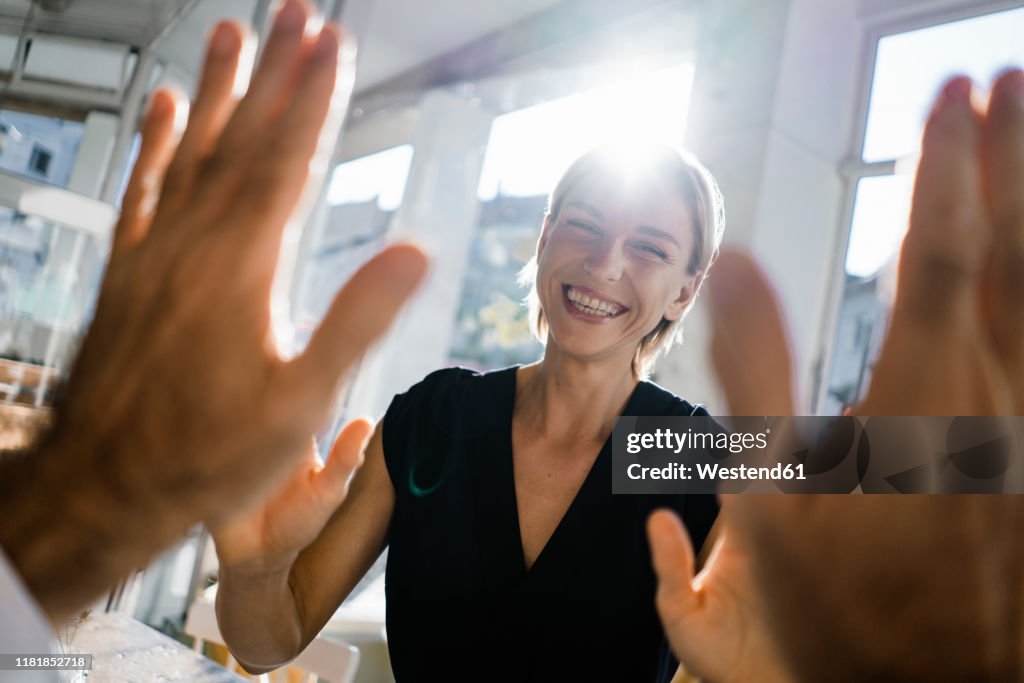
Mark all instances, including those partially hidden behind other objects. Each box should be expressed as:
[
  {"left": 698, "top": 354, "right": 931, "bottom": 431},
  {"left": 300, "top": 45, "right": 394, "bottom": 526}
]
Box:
[
  {"left": 658, "top": 0, "right": 1016, "bottom": 414},
  {"left": 657, "top": 0, "right": 865, "bottom": 413},
  {"left": 747, "top": 0, "right": 864, "bottom": 408}
]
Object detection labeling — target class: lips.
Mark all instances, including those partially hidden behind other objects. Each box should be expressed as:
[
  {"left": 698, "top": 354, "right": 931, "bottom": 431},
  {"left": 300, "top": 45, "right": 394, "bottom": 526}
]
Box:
[{"left": 562, "top": 284, "right": 629, "bottom": 320}]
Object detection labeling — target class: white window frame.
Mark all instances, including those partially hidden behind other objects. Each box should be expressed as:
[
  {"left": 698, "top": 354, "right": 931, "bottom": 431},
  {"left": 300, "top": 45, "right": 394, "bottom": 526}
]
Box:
[{"left": 813, "top": 0, "right": 1023, "bottom": 412}]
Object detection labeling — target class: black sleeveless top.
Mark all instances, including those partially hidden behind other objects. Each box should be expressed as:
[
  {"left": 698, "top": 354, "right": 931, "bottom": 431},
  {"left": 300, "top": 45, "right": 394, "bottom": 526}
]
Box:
[{"left": 382, "top": 366, "right": 718, "bottom": 683}]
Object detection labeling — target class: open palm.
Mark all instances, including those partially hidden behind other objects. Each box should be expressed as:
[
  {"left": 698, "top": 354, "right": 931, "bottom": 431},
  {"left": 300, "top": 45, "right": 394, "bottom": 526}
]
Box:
[
  {"left": 649, "top": 71, "right": 1024, "bottom": 682},
  {"left": 211, "top": 419, "right": 372, "bottom": 569},
  {"left": 648, "top": 511, "right": 789, "bottom": 683}
]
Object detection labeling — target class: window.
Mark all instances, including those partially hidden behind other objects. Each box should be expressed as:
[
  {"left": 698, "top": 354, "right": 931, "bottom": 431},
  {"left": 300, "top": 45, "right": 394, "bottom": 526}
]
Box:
[
  {"left": 820, "top": 5, "right": 1024, "bottom": 413},
  {"left": 0, "top": 110, "right": 84, "bottom": 188},
  {"left": 28, "top": 144, "right": 53, "bottom": 177},
  {"left": 0, "top": 205, "right": 108, "bottom": 407},
  {"left": 290, "top": 145, "right": 415, "bottom": 349},
  {"left": 863, "top": 7, "right": 1024, "bottom": 163}
]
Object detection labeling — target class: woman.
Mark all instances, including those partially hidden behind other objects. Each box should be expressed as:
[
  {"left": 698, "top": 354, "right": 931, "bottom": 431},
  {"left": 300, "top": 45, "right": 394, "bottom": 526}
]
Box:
[{"left": 213, "top": 142, "right": 725, "bottom": 682}]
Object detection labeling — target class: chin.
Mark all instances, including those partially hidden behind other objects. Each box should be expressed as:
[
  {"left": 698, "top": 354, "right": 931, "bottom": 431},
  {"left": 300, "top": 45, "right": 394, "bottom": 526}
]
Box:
[{"left": 545, "top": 328, "right": 637, "bottom": 367}]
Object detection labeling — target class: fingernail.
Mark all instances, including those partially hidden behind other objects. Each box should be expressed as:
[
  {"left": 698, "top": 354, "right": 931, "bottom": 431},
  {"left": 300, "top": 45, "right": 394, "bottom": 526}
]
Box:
[
  {"left": 274, "top": 0, "right": 306, "bottom": 33},
  {"left": 998, "top": 69, "right": 1024, "bottom": 102},
  {"left": 146, "top": 92, "right": 169, "bottom": 119},
  {"left": 311, "top": 24, "right": 340, "bottom": 60},
  {"left": 937, "top": 76, "right": 973, "bottom": 110},
  {"left": 209, "top": 22, "right": 238, "bottom": 56}
]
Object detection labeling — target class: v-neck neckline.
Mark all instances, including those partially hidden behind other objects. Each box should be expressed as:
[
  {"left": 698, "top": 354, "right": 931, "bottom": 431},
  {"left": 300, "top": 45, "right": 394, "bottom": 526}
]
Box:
[{"left": 501, "top": 366, "right": 646, "bottom": 576}]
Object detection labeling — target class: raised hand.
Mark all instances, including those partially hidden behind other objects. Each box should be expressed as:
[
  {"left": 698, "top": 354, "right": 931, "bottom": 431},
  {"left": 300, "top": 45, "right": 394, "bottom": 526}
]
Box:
[
  {"left": 210, "top": 420, "right": 372, "bottom": 570},
  {"left": 650, "top": 71, "right": 1024, "bottom": 682},
  {"left": 1, "top": 0, "right": 426, "bottom": 620},
  {"left": 861, "top": 73, "right": 1022, "bottom": 416},
  {"left": 647, "top": 510, "right": 789, "bottom": 683},
  {"left": 63, "top": 0, "right": 426, "bottom": 528}
]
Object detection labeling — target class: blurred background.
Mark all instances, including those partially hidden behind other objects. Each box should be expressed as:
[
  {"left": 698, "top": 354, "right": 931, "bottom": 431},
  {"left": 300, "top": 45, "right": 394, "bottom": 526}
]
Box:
[{"left": 0, "top": 0, "right": 1020, "bottom": 680}]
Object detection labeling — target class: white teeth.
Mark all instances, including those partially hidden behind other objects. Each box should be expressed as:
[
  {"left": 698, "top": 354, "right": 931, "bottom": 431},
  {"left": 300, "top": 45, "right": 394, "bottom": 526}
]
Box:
[
  {"left": 573, "top": 301, "right": 606, "bottom": 316},
  {"left": 566, "top": 286, "right": 622, "bottom": 317}
]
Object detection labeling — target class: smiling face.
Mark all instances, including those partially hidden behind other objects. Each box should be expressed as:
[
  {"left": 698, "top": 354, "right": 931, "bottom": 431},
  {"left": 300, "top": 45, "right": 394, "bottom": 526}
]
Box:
[{"left": 534, "top": 171, "right": 699, "bottom": 368}]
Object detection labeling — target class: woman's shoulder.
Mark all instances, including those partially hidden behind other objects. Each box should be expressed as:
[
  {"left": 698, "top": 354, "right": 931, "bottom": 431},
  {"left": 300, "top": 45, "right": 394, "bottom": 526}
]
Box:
[
  {"left": 397, "top": 365, "right": 514, "bottom": 402},
  {"left": 636, "top": 377, "right": 710, "bottom": 417},
  {"left": 385, "top": 365, "right": 516, "bottom": 439}
]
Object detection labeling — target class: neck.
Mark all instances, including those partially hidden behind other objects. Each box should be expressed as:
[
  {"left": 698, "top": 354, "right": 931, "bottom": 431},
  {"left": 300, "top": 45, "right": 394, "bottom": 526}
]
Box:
[{"left": 515, "top": 347, "right": 639, "bottom": 445}]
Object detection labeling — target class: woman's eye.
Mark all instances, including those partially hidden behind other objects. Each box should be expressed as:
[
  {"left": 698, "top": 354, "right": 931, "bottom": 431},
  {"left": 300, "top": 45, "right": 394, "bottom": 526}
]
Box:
[
  {"left": 567, "top": 220, "right": 599, "bottom": 234},
  {"left": 634, "top": 243, "right": 668, "bottom": 259}
]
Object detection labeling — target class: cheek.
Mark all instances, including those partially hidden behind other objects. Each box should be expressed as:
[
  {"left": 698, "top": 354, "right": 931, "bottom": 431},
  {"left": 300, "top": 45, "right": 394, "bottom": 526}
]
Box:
[
  {"left": 634, "top": 269, "right": 682, "bottom": 308},
  {"left": 534, "top": 257, "right": 563, "bottom": 313},
  {"left": 545, "top": 229, "right": 589, "bottom": 257},
  {"left": 536, "top": 234, "right": 579, "bottom": 283}
]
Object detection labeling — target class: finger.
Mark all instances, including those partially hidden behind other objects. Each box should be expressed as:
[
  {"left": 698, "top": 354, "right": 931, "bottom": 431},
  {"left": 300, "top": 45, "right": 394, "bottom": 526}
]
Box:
[
  {"left": 315, "top": 418, "right": 373, "bottom": 503},
  {"left": 648, "top": 509, "right": 697, "bottom": 617},
  {"left": 293, "top": 243, "right": 428, "bottom": 403},
  {"left": 111, "top": 89, "right": 179, "bottom": 260},
  {"left": 896, "top": 76, "right": 987, "bottom": 329},
  {"left": 706, "top": 250, "right": 796, "bottom": 416},
  {"left": 161, "top": 21, "right": 246, "bottom": 200},
  {"left": 214, "top": 0, "right": 309, "bottom": 158},
  {"left": 980, "top": 69, "right": 1024, "bottom": 383},
  {"left": 232, "top": 23, "right": 344, "bottom": 234}
]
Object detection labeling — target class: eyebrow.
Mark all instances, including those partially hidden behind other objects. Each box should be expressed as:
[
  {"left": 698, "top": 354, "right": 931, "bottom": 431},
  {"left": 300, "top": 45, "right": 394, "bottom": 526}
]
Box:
[
  {"left": 636, "top": 225, "right": 681, "bottom": 247},
  {"left": 564, "top": 202, "right": 681, "bottom": 247},
  {"left": 564, "top": 201, "right": 604, "bottom": 220}
]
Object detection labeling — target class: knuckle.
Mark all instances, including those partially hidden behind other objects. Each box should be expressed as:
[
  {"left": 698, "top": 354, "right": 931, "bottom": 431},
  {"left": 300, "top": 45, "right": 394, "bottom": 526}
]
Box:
[
  {"left": 165, "top": 247, "right": 215, "bottom": 311},
  {"left": 200, "top": 145, "right": 240, "bottom": 180},
  {"left": 900, "top": 250, "right": 976, "bottom": 326},
  {"left": 243, "top": 157, "right": 302, "bottom": 210},
  {"left": 918, "top": 248, "right": 976, "bottom": 285},
  {"left": 160, "top": 159, "right": 191, "bottom": 197}
]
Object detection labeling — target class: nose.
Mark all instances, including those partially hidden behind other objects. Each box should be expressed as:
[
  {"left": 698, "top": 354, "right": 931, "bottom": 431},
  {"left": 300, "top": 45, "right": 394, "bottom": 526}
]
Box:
[{"left": 583, "top": 239, "right": 625, "bottom": 282}]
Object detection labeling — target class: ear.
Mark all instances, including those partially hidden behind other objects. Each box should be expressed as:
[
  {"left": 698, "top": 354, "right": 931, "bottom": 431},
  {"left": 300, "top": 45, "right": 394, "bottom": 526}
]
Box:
[
  {"left": 536, "top": 214, "right": 554, "bottom": 258},
  {"left": 664, "top": 271, "right": 702, "bottom": 321}
]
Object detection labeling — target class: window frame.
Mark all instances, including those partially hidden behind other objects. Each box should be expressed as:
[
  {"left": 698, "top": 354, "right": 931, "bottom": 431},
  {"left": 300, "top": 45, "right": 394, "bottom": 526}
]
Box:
[{"left": 812, "top": 0, "right": 1022, "bottom": 412}]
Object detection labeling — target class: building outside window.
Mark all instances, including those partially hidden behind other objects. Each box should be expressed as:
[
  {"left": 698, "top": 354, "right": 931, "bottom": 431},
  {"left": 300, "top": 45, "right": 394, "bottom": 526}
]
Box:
[
  {"left": 0, "top": 110, "right": 92, "bottom": 407},
  {"left": 0, "top": 110, "right": 83, "bottom": 188}
]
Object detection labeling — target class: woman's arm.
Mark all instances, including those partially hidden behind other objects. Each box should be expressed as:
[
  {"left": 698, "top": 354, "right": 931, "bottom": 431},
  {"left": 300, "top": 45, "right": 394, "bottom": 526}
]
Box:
[
  {"left": 290, "top": 425, "right": 395, "bottom": 644},
  {"left": 214, "top": 424, "right": 394, "bottom": 672}
]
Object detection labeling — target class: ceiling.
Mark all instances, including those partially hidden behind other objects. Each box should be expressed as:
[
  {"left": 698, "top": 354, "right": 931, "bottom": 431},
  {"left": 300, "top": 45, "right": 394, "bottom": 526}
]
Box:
[
  {"left": 342, "top": 0, "right": 565, "bottom": 92},
  {"left": 0, "top": 0, "right": 192, "bottom": 46},
  {"left": 0, "top": 0, "right": 568, "bottom": 95}
]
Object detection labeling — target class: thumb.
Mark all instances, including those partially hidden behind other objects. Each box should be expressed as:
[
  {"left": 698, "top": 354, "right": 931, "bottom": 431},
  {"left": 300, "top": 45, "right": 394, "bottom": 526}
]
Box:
[
  {"left": 313, "top": 418, "right": 374, "bottom": 506},
  {"left": 648, "top": 509, "right": 698, "bottom": 620}
]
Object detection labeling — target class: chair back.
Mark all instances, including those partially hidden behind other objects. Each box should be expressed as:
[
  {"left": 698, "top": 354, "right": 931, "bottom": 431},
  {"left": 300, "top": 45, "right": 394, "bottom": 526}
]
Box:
[{"left": 183, "top": 598, "right": 360, "bottom": 683}]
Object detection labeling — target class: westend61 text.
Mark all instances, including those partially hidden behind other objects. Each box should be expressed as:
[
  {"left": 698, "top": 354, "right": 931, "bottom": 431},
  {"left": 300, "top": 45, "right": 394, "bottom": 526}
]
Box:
[{"left": 627, "top": 462, "right": 806, "bottom": 481}]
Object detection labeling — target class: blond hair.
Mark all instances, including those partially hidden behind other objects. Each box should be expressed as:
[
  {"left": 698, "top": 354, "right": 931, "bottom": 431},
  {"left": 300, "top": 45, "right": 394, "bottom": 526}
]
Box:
[{"left": 518, "top": 144, "right": 725, "bottom": 378}]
